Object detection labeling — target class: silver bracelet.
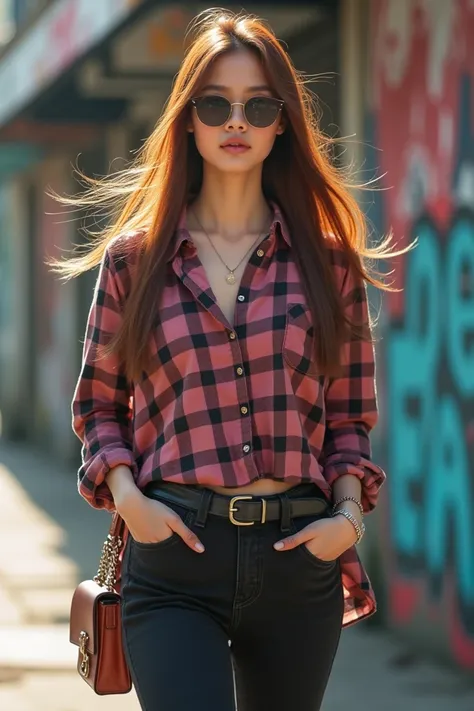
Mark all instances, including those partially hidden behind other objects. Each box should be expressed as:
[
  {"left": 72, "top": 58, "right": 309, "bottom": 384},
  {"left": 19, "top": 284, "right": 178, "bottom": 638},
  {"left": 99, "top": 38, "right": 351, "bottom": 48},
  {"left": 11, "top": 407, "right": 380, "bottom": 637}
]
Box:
[
  {"left": 332, "top": 496, "right": 364, "bottom": 517},
  {"left": 332, "top": 508, "right": 365, "bottom": 544}
]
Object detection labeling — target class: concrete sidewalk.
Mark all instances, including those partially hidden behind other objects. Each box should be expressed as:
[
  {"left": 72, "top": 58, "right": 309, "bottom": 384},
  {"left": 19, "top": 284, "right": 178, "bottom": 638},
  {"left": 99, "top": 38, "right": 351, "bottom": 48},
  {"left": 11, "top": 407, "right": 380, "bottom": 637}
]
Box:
[{"left": 0, "top": 440, "right": 473, "bottom": 710}]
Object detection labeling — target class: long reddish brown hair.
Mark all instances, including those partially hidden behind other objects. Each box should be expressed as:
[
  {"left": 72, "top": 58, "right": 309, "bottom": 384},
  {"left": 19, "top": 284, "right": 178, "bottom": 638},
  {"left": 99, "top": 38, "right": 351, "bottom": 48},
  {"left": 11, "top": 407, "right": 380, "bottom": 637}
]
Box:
[{"left": 49, "top": 8, "right": 412, "bottom": 382}]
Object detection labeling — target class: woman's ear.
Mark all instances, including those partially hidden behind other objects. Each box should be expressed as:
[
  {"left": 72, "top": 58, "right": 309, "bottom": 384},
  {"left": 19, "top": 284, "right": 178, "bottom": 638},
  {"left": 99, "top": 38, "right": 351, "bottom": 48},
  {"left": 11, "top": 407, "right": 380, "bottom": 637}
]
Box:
[
  {"left": 186, "top": 111, "right": 194, "bottom": 133},
  {"left": 276, "top": 115, "right": 286, "bottom": 135}
]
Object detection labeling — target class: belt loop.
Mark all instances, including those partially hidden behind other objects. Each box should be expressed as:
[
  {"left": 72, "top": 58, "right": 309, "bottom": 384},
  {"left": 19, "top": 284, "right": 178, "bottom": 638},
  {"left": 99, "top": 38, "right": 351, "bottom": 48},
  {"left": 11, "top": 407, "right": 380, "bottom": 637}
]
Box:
[
  {"left": 194, "top": 488, "right": 213, "bottom": 528},
  {"left": 278, "top": 494, "right": 291, "bottom": 533}
]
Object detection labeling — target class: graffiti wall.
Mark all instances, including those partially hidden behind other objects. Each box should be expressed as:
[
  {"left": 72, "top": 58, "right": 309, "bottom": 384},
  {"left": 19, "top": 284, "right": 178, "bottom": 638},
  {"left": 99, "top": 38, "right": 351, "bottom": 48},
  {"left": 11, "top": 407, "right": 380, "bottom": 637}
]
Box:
[{"left": 369, "top": 0, "right": 474, "bottom": 668}]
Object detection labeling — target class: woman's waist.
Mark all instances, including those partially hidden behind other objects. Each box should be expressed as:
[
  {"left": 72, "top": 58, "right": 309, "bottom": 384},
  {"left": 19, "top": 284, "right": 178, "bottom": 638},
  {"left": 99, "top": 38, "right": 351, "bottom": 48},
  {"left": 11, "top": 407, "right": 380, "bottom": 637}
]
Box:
[
  {"left": 142, "top": 479, "right": 329, "bottom": 527},
  {"left": 136, "top": 456, "right": 330, "bottom": 497},
  {"left": 198, "top": 479, "right": 299, "bottom": 497},
  {"left": 142, "top": 477, "right": 329, "bottom": 505}
]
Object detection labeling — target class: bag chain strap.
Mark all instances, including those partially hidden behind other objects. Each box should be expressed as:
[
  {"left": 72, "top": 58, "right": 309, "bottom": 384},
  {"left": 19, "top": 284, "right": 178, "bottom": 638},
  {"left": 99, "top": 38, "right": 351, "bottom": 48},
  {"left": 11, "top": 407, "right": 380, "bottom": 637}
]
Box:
[{"left": 93, "top": 514, "right": 125, "bottom": 592}]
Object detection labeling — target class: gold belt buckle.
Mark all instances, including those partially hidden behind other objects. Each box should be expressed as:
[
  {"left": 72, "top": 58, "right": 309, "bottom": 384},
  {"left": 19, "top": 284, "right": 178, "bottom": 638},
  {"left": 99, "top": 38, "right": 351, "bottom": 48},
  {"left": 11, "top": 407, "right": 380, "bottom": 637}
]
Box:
[{"left": 229, "top": 495, "right": 267, "bottom": 526}]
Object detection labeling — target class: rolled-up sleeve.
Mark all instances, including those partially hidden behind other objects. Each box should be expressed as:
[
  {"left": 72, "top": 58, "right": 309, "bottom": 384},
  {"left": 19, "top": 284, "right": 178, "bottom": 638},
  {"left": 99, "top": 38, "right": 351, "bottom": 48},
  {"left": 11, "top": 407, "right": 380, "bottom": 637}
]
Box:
[
  {"left": 72, "top": 245, "right": 137, "bottom": 510},
  {"left": 322, "top": 256, "right": 386, "bottom": 514}
]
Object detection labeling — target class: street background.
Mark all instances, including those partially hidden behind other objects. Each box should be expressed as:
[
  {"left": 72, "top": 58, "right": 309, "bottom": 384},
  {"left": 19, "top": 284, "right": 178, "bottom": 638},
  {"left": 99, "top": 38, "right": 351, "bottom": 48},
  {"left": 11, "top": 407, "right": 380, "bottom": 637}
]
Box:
[{"left": 0, "top": 0, "right": 473, "bottom": 709}]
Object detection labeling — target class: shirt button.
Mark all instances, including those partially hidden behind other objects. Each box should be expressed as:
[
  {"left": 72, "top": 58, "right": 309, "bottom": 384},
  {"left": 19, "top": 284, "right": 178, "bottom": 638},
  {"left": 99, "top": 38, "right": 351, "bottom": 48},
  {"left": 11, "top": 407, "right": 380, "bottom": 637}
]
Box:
[
  {"left": 257, "top": 249, "right": 264, "bottom": 257},
  {"left": 236, "top": 367, "right": 244, "bottom": 376},
  {"left": 242, "top": 444, "right": 251, "bottom": 454},
  {"left": 240, "top": 406, "right": 248, "bottom": 415},
  {"left": 229, "top": 331, "right": 236, "bottom": 340},
  {"left": 238, "top": 294, "right": 245, "bottom": 302}
]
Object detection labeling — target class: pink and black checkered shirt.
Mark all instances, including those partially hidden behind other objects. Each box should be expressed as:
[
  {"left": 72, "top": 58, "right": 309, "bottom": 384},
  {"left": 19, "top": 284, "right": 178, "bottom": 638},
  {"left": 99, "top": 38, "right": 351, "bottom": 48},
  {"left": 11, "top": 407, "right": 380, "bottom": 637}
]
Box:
[{"left": 72, "top": 202, "right": 386, "bottom": 627}]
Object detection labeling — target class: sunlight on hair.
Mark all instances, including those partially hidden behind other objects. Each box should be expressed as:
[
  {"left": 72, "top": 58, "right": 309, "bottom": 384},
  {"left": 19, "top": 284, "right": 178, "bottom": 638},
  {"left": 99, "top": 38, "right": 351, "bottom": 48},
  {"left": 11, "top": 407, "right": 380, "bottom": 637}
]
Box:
[{"left": 45, "top": 7, "right": 416, "bottom": 382}]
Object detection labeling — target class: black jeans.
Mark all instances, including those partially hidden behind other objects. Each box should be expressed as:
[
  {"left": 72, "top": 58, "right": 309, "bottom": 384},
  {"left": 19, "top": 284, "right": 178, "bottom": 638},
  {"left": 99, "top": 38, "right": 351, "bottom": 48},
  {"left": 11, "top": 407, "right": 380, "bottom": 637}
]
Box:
[{"left": 121, "top": 483, "right": 344, "bottom": 711}]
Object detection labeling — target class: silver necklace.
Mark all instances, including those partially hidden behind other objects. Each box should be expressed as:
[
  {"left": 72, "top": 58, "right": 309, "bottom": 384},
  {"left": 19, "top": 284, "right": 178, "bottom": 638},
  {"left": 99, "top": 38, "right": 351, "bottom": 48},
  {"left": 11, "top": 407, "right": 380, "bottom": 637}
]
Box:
[{"left": 191, "top": 209, "right": 268, "bottom": 285}]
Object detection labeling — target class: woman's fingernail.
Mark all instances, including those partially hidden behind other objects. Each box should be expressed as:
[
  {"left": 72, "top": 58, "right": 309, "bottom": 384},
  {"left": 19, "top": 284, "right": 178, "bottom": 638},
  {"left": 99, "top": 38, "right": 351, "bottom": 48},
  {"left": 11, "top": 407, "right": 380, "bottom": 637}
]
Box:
[
  {"left": 274, "top": 541, "right": 284, "bottom": 550},
  {"left": 195, "top": 542, "right": 205, "bottom": 552}
]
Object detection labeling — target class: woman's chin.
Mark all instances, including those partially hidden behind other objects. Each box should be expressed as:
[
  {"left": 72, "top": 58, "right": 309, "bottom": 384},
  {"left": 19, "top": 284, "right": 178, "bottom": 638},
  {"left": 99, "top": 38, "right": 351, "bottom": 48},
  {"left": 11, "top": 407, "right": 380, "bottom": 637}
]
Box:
[{"left": 202, "top": 155, "right": 260, "bottom": 176}]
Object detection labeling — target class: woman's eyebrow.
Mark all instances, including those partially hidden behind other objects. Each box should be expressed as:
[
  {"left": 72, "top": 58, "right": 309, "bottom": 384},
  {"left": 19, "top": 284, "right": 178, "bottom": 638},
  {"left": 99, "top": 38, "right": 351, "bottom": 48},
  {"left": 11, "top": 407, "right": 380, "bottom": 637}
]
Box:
[{"left": 200, "top": 84, "right": 272, "bottom": 92}]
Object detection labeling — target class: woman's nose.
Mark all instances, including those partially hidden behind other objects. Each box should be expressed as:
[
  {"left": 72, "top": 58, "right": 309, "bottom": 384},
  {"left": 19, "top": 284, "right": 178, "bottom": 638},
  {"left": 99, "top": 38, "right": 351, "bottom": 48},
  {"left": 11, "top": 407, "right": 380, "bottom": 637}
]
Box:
[{"left": 225, "top": 103, "right": 247, "bottom": 130}]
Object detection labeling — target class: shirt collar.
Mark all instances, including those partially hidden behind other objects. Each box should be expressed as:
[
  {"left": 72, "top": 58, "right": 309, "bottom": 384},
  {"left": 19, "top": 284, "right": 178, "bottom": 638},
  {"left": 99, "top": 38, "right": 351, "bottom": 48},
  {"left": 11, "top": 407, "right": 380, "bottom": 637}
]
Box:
[{"left": 168, "top": 200, "right": 291, "bottom": 263}]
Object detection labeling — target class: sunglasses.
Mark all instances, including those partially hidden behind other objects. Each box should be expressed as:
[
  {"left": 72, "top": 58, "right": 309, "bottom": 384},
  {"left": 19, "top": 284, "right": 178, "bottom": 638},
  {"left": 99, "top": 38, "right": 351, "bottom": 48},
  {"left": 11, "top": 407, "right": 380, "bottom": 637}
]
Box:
[{"left": 190, "top": 95, "right": 285, "bottom": 128}]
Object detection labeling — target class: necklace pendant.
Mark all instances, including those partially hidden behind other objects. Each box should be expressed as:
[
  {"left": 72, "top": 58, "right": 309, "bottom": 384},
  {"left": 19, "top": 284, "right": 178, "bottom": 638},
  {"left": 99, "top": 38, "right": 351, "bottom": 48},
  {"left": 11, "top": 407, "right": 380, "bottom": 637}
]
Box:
[{"left": 226, "top": 271, "right": 236, "bottom": 285}]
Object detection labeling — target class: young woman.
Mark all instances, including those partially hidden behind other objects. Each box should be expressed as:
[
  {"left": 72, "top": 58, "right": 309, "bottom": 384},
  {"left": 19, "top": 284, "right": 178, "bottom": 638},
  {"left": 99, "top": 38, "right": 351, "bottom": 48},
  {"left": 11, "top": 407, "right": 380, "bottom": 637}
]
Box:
[{"left": 53, "top": 9, "right": 410, "bottom": 711}]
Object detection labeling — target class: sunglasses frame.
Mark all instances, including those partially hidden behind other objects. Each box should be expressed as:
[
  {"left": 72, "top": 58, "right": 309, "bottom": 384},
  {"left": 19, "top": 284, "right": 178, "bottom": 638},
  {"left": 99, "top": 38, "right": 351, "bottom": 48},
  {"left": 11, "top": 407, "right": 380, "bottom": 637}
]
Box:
[{"left": 190, "top": 95, "right": 285, "bottom": 128}]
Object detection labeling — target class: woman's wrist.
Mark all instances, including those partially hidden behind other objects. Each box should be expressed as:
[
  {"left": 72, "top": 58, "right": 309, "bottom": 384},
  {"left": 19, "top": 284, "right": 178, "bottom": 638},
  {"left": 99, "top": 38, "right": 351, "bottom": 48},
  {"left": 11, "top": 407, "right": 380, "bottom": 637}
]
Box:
[
  {"left": 331, "top": 512, "right": 360, "bottom": 546},
  {"left": 332, "top": 508, "right": 365, "bottom": 544},
  {"left": 106, "top": 465, "right": 142, "bottom": 513},
  {"left": 332, "top": 499, "right": 363, "bottom": 525}
]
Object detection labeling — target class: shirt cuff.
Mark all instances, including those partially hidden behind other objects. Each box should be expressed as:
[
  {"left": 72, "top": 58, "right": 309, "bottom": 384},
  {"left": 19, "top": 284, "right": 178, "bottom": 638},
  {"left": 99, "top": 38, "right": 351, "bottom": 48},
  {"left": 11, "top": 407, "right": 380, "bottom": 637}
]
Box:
[
  {"left": 324, "top": 457, "right": 386, "bottom": 514},
  {"left": 78, "top": 447, "right": 138, "bottom": 511}
]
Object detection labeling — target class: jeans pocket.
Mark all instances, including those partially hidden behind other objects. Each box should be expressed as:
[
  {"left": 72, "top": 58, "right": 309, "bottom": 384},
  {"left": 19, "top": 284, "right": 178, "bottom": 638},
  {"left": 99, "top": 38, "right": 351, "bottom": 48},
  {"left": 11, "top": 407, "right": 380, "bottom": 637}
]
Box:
[
  {"left": 131, "top": 530, "right": 181, "bottom": 550},
  {"left": 290, "top": 515, "right": 338, "bottom": 568},
  {"left": 131, "top": 501, "right": 194, "bottom": 550}
]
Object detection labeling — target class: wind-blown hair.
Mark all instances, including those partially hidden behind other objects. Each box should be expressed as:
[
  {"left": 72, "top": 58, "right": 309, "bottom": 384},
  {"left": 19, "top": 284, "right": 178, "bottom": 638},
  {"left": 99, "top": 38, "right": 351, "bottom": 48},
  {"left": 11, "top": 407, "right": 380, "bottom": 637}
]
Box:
[{"left": 49, "top": 8, "right": 412, "bottom": 382}]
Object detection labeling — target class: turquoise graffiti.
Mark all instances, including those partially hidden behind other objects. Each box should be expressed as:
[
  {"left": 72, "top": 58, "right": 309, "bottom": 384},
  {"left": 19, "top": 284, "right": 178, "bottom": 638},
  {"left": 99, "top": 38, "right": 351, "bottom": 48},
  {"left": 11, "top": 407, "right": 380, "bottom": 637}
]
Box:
[{"left": 388, "top": 211, "right": 474, "bottom": 628}]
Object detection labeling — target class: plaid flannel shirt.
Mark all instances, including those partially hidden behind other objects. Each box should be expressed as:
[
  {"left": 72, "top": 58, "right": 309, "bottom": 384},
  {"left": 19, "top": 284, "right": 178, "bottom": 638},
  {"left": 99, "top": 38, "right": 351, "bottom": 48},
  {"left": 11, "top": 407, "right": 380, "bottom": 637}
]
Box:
[{"left": 72, "top": 202, "right": 386, "bottom": 627}]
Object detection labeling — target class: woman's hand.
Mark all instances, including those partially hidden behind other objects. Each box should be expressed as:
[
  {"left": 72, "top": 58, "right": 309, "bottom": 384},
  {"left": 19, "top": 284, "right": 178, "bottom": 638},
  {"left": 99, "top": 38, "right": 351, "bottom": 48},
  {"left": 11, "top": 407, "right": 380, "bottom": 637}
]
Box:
[
  {"left": 116, "top": 490, "right": 204, "bottom": 552},
  {"left": 117, "top": 489, "right": 205, "bottom": 552},
  {"left": 106, "top": 466, "right": 205, "bottom": 552},
  {"left": 273, "top": 515, "right": 358, "bottom": 561}
]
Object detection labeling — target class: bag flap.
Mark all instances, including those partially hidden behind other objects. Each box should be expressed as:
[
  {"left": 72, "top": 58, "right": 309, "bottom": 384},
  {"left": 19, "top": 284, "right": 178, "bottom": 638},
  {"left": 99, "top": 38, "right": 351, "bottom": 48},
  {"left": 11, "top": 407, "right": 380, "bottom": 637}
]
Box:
[{"left": 69, "top": 579, "right": 119, "bottom": 654}]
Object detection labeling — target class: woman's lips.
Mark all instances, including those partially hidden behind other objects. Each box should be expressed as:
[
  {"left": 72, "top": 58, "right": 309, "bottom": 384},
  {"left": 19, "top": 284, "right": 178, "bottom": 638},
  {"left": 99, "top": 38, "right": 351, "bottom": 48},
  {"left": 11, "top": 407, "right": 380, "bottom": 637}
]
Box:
[{"left": 220, "top": 144, "right": 250, "bottom": 154}]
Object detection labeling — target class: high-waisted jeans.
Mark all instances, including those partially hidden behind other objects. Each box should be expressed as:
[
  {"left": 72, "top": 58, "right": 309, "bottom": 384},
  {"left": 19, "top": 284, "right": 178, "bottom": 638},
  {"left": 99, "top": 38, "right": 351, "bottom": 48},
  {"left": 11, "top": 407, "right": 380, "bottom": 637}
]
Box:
[{"left": 121, "top": 483, "right": 344, "bottom": 711}]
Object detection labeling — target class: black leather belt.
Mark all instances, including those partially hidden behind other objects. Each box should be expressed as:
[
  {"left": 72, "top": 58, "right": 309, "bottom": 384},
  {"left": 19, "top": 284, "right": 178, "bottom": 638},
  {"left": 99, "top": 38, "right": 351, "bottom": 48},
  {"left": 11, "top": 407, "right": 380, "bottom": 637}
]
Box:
[{"left": 144, "top": 481, "right": 329, "bottom": 526}]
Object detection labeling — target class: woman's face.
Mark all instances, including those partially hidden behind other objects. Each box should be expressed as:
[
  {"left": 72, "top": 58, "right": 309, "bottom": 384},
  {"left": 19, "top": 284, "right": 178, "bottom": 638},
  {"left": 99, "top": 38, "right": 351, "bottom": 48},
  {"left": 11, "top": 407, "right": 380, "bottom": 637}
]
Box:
[{"left": 188, "top": 48, "right": 285, "bottom": 174}]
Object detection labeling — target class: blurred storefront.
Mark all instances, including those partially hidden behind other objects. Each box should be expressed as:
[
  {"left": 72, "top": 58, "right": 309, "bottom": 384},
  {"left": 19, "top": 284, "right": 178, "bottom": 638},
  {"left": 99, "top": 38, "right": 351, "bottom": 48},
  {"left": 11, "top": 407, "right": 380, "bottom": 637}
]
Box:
[{"left": 0, "top": 0, "right": 472, "bottom": 674}]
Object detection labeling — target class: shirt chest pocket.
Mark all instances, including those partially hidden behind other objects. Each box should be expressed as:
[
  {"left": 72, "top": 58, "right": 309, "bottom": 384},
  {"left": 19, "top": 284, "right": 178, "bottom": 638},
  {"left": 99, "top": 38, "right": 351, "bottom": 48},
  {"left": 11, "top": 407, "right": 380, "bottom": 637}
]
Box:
[{"left": 282, "top": 303, "right": 319, "bottom": 378}]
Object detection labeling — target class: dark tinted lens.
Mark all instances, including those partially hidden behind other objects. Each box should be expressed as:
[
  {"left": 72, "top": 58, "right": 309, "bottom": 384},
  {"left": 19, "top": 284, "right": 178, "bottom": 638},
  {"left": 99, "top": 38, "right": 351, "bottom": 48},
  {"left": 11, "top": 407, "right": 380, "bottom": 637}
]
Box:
[
  {"left": 245, "top": 97, "right": 281, "bottom": 127},
  {"left": 194, "top": 96, "right": 231, "bottom": 126}
]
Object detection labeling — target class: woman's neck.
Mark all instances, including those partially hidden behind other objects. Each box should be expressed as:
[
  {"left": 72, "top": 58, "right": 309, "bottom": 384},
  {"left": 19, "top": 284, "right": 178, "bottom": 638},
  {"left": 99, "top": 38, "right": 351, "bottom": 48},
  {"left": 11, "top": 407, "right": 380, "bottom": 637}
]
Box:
[{"left": 189, "top": 168, "right": 272, "bottom": 243}]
